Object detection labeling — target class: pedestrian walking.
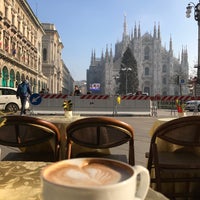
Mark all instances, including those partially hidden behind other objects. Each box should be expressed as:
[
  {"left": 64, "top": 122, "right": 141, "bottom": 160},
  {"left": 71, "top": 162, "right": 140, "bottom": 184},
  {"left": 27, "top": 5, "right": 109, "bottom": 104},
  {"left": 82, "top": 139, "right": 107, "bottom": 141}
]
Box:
[{"left": 16, "top": 78, "right": 32, "bottom": 115}]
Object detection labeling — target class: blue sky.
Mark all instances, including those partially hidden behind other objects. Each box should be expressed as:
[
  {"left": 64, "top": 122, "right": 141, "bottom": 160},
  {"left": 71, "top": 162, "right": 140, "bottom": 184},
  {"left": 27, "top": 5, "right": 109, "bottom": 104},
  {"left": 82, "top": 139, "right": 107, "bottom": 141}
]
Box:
[{"left": 27, "top": 0, "right": 198, "bottom": 81}]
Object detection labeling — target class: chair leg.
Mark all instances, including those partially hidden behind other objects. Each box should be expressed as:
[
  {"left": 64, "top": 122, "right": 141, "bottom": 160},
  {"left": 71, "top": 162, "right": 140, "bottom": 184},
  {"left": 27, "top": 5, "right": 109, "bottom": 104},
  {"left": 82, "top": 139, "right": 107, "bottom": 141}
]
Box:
[{"left": 66, "top": 142, "right": 72, "bottom": 159}]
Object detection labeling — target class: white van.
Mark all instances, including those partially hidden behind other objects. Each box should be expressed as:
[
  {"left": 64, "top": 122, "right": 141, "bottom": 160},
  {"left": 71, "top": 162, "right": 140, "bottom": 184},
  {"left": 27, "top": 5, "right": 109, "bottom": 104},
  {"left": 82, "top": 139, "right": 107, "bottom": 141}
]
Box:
[{"left": 0, "top": 87, "right": 29, "bottom": 112}]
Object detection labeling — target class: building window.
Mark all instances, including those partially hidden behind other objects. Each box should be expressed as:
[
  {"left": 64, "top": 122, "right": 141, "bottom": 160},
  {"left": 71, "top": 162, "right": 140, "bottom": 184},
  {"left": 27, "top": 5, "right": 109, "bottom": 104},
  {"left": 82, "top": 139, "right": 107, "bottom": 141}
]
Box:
[
  {"left": 144, "top": 46, "right": 150, "bottom": 60},
  {"left": 5, "top": 7, "right": 8, "bottom": 18},
  {"left": 162, "top": 64, "right": 167, "bottom": 73},
  {"left": 145, "top": 67, "right": 149, "bottom": 76},
  {"left": 162, "top": 77, "right": 166, "bottom": 85},
  {"left": 144, "top": 86, "right": 150, "bottom": 95},
  {"left": 162, "top": 91, "right": 167, "bottom": 95},
  {"left": 12, "top": 14, "right": 15, "bottom": 25},
  {"left": 43, "top": 48, "right": 47, "bottom": 61}
]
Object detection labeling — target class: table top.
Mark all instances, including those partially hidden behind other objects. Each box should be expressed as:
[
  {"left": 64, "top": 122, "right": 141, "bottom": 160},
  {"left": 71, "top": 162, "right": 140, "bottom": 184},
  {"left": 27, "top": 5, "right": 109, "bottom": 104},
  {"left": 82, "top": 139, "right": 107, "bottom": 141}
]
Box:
[
  {"left": 35, "top": 114, "right": 82, "bottom": 123},
  {"left": 0, "top": 161, "right": 168, "bottom": 200}
]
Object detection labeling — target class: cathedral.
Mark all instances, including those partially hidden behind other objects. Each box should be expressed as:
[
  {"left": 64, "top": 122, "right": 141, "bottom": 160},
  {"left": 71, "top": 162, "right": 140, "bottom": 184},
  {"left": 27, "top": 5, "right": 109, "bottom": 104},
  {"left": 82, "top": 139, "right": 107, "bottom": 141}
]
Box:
[{"left": 87, "top": 17, "right": 189, "bottom": 96}]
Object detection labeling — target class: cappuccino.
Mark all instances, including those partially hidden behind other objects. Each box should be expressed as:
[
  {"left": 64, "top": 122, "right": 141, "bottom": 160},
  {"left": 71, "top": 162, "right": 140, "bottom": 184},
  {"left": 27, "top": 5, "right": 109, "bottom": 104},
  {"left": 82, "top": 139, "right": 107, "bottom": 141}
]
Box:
[
  {"left": 43, "top": 158, "right": 132, "bottom": 187},
  {"left": 41, "top": 158, "right": 150, "bottom": 200}
]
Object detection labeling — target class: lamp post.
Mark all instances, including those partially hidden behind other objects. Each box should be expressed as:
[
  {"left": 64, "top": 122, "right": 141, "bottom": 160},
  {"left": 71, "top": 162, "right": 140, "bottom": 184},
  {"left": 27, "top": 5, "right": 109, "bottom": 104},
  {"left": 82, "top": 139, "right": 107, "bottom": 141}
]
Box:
[
  {"left": 186, "top": 1, "right": 200, "bottom": 84},
  {"left": 121, "top": 66, "right": 132, "bottom": 94}
]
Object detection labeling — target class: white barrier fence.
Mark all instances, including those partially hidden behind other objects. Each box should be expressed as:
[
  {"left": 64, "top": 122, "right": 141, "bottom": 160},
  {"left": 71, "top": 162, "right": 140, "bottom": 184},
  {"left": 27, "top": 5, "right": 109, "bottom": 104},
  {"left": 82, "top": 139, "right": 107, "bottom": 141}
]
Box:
[{"left": 29, "top": 94, "right": 152, "bottom": 116}]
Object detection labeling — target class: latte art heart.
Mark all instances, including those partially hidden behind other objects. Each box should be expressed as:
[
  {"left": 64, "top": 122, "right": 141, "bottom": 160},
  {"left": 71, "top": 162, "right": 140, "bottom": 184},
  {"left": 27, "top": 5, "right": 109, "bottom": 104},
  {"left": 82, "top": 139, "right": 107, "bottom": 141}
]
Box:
[{"left": 49, "top": 163, "right": 122, "bottom": 187}]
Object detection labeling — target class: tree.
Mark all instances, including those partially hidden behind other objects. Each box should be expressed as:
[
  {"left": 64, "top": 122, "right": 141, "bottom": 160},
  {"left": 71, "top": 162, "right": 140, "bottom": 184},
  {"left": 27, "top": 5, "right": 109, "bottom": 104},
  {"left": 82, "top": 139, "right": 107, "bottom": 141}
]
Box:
[{"left": 119, "top": 47, "right": 139, "bottom": 95}]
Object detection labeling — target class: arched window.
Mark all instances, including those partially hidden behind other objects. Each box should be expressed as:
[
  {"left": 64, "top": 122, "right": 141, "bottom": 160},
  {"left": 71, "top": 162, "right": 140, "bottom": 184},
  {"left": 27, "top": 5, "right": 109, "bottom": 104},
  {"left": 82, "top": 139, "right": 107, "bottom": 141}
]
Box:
[
  {"left": 30, "top": 77, "right": 33, "bottom": 87},
  {"left": 9, "top": 69, "right": 15, "bottom": 88},
  {"left": 38, "top": 80, "right": 41, "bottom": 93},
  {"left": 16, "top": 71, "right": 20, "bottom": 83},
  {"left": 144, "top": 46, "right": 150, "bottom": 60},
  {"left": 162, "top": 91, "right": 167, "bottom": 95},
  {"left": 145, "top": 67, "right": 149, "bottom": 75},
  {"left": 144, "top": 86, "right": 150, "bottom": 95},
  {"left": 2, "top": 66, "right": 9, "bottom": 87},
  {"left": 162, "top": 64, "right": 167, "bottom": 73},
  {"left": 43, "top": 48, "right": 47, "bottom": 61},
  {"left": 33, "top": 78, "right": 36, "bottom": 93},
  {"left": 21, "top": 74, "right": 25, "bottom": 82},
  {"left": 162, "top": 77, "right": 166, "bottom": 85}
]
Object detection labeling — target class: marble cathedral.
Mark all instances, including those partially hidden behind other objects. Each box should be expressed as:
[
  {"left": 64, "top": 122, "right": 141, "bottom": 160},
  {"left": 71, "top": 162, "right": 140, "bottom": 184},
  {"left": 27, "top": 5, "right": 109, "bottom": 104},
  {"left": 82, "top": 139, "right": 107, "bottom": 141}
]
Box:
[{"left": 87, "top": 17, "right": 189, "bottom": 96}]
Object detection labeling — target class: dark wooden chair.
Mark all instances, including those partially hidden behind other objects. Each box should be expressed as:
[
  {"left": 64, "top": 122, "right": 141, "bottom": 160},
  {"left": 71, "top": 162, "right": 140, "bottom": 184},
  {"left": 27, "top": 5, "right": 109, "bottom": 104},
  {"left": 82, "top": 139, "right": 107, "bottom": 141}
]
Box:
[
  {"left": 147, "top": 116, "right": 200, "bottom": 199},
  {"left": 66, "top": 117, "right": 135, "bottom": 165},
  {"left": 0, "top": 115, "right": 61, "bottom": 161}
]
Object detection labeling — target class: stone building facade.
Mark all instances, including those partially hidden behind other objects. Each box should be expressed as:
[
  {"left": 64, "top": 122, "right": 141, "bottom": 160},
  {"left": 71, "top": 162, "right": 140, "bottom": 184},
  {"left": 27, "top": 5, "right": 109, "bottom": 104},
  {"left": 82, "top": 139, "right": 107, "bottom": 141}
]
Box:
[
  {"left": 87, "top": 17, "right": 189, "bottom": 96},
  {"left": 0, "top": 0, "right": 74, "bottom": 94},
  {"left": 41, "top": 23, "right": 73, "bottom": 94},
  {"left": 41, "top": 23, "right": 62, "bottom": 93},
  {"left": 0, "top": 0, "right": 47, "bottom": 93}
]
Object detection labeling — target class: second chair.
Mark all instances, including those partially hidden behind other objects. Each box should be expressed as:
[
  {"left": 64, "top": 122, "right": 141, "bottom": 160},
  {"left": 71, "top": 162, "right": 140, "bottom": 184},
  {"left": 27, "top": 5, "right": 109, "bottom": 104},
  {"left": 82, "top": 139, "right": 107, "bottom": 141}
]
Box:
[
  {"left": 147, "top": 116, "right": 200, "bottom": 199},
  {"left": 66, "top": 117, "right": 135, "bottom": 165}
]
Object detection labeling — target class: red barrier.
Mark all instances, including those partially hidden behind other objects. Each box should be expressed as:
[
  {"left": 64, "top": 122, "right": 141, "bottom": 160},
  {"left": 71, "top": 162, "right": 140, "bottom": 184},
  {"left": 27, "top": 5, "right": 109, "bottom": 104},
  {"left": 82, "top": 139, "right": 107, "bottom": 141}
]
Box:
[
  {"left": 80, "top": 94, "right": 110, "bottom": 99},
  {"left": 40, "top": 94, "right": 68, "bottom": 99},
  {"left": 38, "top": 94, "right": 200, "bottom": 101}
]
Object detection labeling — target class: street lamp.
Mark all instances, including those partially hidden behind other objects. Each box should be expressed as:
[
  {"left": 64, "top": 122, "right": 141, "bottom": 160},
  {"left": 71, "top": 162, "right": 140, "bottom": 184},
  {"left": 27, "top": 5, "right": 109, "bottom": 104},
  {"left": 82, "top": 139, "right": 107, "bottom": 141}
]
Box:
[
  {"left": 186, "top": 1, "right": 200, "bottom": 83},
  {"left": 121, "top": 66, "right": 132, "bottom": 94}
]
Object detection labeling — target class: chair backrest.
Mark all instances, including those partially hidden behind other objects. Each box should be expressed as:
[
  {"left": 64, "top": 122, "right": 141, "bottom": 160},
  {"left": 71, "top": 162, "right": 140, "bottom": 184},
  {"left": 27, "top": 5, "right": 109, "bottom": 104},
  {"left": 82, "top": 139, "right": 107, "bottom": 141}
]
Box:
[
  {"left": 151, "top": 116, "right": 200, "bottom": 147},
  {"left": 0, "top": 115, "right": 61, "bottom": 161},
  {"left": 66, "top": 117, "right": 134, "bottom": 165}
]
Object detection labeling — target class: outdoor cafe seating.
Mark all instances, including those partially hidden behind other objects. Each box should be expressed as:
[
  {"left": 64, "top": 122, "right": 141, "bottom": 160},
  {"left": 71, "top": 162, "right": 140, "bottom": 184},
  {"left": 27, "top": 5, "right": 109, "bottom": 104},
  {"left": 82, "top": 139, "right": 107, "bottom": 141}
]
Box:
[
  {"left": 66, "top": 116, "right": 135, "bottom": 165},
  {"left": 0, "top": 115, "right": 61, "bottom": 162},
  {"left": 0, "top": 114, "right": 170, "bottom": 200},
  {"left": 147, "top": 116, "right": 200, "bottom": 199}
]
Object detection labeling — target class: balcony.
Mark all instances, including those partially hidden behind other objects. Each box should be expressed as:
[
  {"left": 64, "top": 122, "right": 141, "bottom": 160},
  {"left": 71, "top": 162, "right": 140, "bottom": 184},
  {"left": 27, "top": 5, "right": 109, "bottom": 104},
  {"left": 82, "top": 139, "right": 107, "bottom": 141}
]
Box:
[
  {"left": 142, "top": 74, "right": 153, "bottom": 80},
  {"left": 0, "top": 11, "right": 3, "bottom": 21},
  {"left": 10, "top": 25, "right": 17, "bottom": 34},
  {"left": 3, "top": 17, "right": 11, "bottom": 28},
  {"left": 17, "top": 31, "right": 23, "bottom": 39}
]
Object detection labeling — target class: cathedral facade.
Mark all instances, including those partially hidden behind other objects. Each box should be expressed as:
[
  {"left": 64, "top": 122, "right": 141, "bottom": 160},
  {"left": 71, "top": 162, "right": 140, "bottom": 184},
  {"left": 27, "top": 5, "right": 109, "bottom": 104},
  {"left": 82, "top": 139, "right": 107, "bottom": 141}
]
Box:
[{"left": 87, "top": 17, "right": 189, "bottom": 96}]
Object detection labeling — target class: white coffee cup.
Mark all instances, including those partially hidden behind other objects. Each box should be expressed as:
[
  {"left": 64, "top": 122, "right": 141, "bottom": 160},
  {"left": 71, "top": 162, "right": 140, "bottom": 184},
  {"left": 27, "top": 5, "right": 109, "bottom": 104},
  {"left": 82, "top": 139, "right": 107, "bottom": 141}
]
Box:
[{"left": 41, "top": 158, "right": 150, "bottom": 200}]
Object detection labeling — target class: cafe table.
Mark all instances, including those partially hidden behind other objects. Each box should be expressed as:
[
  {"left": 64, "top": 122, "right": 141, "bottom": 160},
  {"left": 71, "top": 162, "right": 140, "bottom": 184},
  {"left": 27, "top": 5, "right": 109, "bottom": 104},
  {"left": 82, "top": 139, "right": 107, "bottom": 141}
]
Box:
[{"left": 0, "top": 161, "right": 169, "bottom": 200}]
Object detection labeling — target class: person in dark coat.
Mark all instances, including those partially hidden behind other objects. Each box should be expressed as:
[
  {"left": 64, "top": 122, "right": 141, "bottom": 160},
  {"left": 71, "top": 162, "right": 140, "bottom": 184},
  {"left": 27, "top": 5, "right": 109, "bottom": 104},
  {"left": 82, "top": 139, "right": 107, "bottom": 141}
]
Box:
[{"left": 16, "top": 79, "right": 32, "bottom": 115}]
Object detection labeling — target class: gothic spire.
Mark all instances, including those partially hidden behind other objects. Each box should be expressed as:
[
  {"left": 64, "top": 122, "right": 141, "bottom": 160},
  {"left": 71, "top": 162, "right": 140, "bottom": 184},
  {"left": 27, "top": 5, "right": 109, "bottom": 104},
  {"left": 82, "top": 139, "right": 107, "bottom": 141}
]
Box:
[
  {"left": 101, "top": 49, "right": 104, "bottom": 61},
  {"left": 138, "top": 22, "right": 141, "bottom": 38},
  {"left": 168, "top": 35, "right": 173, "bottom": 56},
  {"left": 158, "top": 22, "right": 160, "bottom": 40},
  {"left": 94, "top": 49, "right": 96, "bottom": 61},
  {"left": 169, "top": 35, "right": 172, "bottom": 51},
  {"left": 110, "top": 44, "right": 113, "bottom": 59},
  {"left": 90, "top": 49, "right": 94, "bottom": 65},
  {"left": 123, "top": 13, "right": 127, "bottom": 40},
  {"left": 105, "top": 44, "right": 109, "bottom": 60},
  {"left": 134, "top": 22, "right": 137, "bottom": 38},
  {"left": 154, "top": 22, "right": 156, "bottom": 38},
  {"left": 131, "top": 28, "right": 133, "bottom": 40}
]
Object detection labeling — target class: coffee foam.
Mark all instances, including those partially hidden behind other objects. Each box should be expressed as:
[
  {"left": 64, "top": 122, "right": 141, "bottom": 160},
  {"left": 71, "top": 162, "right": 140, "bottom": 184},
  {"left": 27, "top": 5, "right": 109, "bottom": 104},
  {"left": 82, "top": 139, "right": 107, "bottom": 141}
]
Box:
[{"left": 44, "top": 160, "right": 132, "bottom": 188}]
